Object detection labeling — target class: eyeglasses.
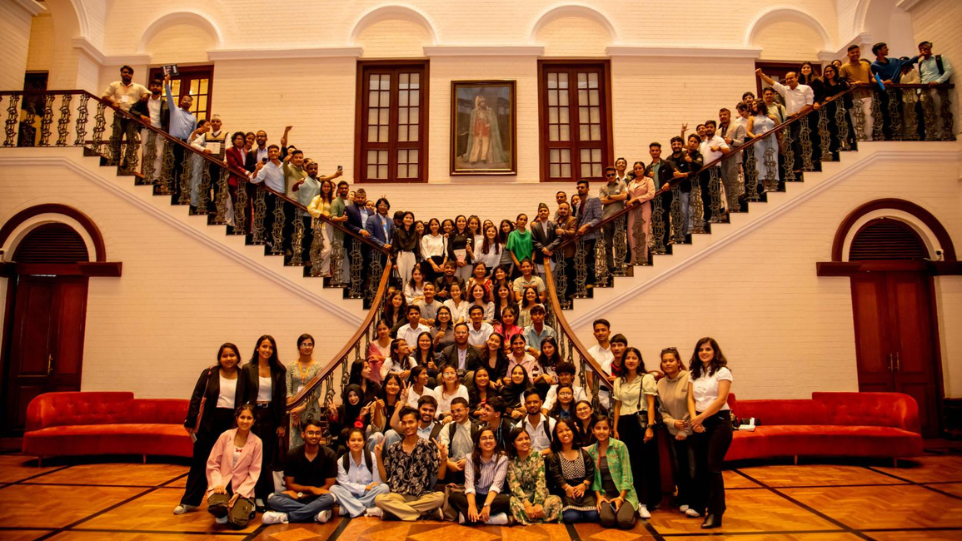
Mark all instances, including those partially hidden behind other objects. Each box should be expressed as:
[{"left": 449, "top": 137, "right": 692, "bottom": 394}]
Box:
[
  {"left": 304, "top": 431, "right": 323, "bottom": 437},
  {"left": 605, "top": 173, "right": 616, "bottom": 177}
]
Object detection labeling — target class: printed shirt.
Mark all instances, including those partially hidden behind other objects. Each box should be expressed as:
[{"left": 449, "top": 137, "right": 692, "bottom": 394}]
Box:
[{"left": 383, "top": 438, "right": 440, "bottom": 496}]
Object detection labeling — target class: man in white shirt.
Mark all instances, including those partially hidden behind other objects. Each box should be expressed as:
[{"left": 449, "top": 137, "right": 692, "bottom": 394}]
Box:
[
  {"left": 397, "top": 305, "right": 430, "bottom": 348},
  {"left": 757, "top": 69, "right": 814, "bottom": 172},
  {"left": 718, "top": 107, "right": 747, "bottom": 213},
  {"left": 521, "top": 390, "right": 555, "bottom": 455},
  {"left": 698, "top": 120, "right": 730, "bottom": 223},
  {"left": 917, "top": 41, "right": 955, "bottom": 140},
  {"left": 586, "top": 319, "right": 615, "bottom": 410},
  {"left": 251, "top": 145, "right": 285, "bottom": 193},
  {"left": 466, "top": 305, "right": 494, "bottom": 349},
  {"left": 130, "top": 78, "right": 168, "bottom": 184}
]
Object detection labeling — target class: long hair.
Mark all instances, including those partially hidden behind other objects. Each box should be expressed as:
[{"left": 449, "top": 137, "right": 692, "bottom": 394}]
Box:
[
  {"left": 660, "top": 347, "right": 687, "bottom": 372},
  {"left": 498, "top": 219, "right": 514, "bottom": 244},
  {"left": 250, "top": 335, "right": 283, "bottom": 373},
  {"left": 620, "top": 346, "right": 647, "bottom": 383},
  {"left": 470, "top": 427, "right": 504, "bottom": 485},
  {"left": 233, "top": 403, "right": 256, "bottom": 428},
  {"left": 549, "top": 419, "right": 578, "bottom": 453},
  {"left": 379, "top": 373, "right": 403, "bottom": 403},
  {"left": 688, "top": 337, "right": 729, "bottom": 379},
  {"left": 434, "top": 305, "right": 453, "bottom": 330},
  {"left": 537, "top": 336, "right": 562, "bottom": 373},
  {"left": 216, "top": 343, "right": 241, "bottom": 367},
  {"left": 468, "top": 282, "right": 491, "bottom": 304},
  {"left": 481, "top": 224, "right": 501, "bottom": 255},
  {"left": 548, "top": 384, "right": 575, "bottom": 418},
  {"left": 413, "top": 331, "right": 436, "bottom": 365},
  {"left": 390, "top": 338, "right": 414, "bottom": 370},
  {"left": 382, "top": 290, "right": 408, "bottom": 326}
]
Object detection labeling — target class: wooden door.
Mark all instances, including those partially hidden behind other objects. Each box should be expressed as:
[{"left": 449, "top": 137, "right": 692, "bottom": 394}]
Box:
[
  {"left": 148, "top": 65, "right": 214, "bottom": 121},
  {"left": 851, "top": 271, "right": 941, "bottom": 437},
  {"left": 3, "top": 275, "right": 88, "bottom": 433}
]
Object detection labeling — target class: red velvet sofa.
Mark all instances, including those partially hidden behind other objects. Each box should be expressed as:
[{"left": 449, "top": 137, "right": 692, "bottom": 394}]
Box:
[
  {"left": 22, "top": 392, "right": 193, "bottom": 463},
  {"left": 725, "top": 392, "right": 923, "bottom": 462}
]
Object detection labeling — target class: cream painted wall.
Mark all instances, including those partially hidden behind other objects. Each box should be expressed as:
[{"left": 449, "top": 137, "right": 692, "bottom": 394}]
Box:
[
  {"left": 755, "top": 21, "right": 827, "bottom": 61},
  {"left": 0, "top": 1, "right": 36, "bottom": 90},
  {"left": 25, "top": 14, "right": 54, "bottom": 72},
  {"left": 908, "top": 0, "right": 961, "bottom": 137}
]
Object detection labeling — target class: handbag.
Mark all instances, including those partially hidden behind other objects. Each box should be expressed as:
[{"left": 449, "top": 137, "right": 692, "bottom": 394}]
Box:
[
  {"left": 191, "top": 366, "right": 215, "bottom": 433},
  {"left": 632, "top": 376, "right": 649, "bottom": 431}
]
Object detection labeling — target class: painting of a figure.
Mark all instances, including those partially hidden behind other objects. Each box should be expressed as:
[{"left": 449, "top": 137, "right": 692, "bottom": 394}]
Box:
[{"left": 451, "top": 81, "right": 516, "bottom": 175}]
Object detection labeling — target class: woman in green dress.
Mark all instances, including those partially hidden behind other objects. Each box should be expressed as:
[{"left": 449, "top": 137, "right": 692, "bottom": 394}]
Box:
[
  {"left": 286, "top": 333, "right": 323, "bottom": 448},
  {"left": 506, "top": 426, "right": 562, "bottom": 525}
]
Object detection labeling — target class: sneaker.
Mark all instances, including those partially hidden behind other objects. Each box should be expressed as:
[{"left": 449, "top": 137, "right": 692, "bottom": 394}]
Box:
[
  {"left": 172, "top": 504, "right": 196, "bottom": 515},
  {"left": 427, "top": 507, "right": 443, "bottom": 521},
  {"left": 338, "top": 505, "right": 348, "bottom": 516},
  {"left": 686, "top": 508, "right": 702, "bottom": 518},
  {"left": 365, "top": 507, "right": 383, "bottom": 518},
  {"left": 261, "top": 511, "right": 289, "bottom": 525},
  {"left": 679, "top": 505, "right": 690, "bottom": 513},
  {"left": 638, "top": 505, "right": 651, "bottom": 519},
  {"left": 316, "top": 509, "right": 333, "bottom": 523},
  {"left": 487, "top": 513, "right": 509, "bottom": 525},
  {"left": 215, "top": 515, "right": 228, "bottom": 525}
]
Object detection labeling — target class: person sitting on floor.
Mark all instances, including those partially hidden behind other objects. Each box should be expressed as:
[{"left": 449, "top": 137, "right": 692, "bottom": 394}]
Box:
[
  {"left": 205, "top": 404, "right": 262, "bottom": 529},
  {"left": 329, "top": 427, "right": 391, "bottom": 518},
  {"left": 261, "top": 418, "right": 338, "bottom": 524}
]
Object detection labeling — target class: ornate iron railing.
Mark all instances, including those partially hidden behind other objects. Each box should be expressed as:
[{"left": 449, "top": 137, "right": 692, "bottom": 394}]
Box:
[{"left": 550, "top": 83, "right": 955, "bottom": 305}]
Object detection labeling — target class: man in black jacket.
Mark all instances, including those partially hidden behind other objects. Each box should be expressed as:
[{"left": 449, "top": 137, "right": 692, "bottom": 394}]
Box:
[
  {"left": 644, "top": 142, "right": 676, "bottom": 252},
  {"left": 530, "top": 203, "right": 560, "bottom": 282}
]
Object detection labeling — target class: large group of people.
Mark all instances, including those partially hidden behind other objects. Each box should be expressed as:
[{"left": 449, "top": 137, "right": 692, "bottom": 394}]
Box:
[{"left": 175, "top": 323, "right": 734, "bottom": 531}]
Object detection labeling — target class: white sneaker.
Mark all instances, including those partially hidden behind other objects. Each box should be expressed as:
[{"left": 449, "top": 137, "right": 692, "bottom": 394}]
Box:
[
  {"left": 261, "top": 511, "right": 289, "bottom": 525},
  {"left": 215, "top": 515, "right": 228, "bottom": 525},
  {"left": 172, "top": 504, "right": 196, "bottom": 515},
  {"left": 679, "top": 505, "right": 689, "bottom": 512},
  {"left": 338, "top": 505, "right": 348, "bottom": 516},
  {"left": 638, "top": 505, "right": 651, "bottom": 519},
  {"left": 686, "top": 508, "right": 702, "bottom": 517},
  {"left": 316, "top": 509, "right": 333, "bottom": 523},
  {"left": 486, "top": 513, "right": 509, "bottom": 525},
  {"left": 365, "top": 507, "right": 383, "bottom": 518}
]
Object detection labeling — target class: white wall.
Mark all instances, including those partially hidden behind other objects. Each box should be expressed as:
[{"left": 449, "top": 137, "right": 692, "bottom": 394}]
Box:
[
  {"left": 0, "top": 1, "right": 39, "bottom": 90},
  {"left": 908, "top": 0, "right": 962, "bottom": 137}
]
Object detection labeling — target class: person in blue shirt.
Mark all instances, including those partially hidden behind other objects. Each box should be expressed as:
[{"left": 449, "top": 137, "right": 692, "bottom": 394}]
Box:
[{"left": 164, "top": 74, "right": 197, "bottom": 203}]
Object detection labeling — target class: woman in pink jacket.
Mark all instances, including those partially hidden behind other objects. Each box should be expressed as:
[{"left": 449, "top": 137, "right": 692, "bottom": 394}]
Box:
[{"left": 206, "top": 404, "right": 263, "bottom": 529}]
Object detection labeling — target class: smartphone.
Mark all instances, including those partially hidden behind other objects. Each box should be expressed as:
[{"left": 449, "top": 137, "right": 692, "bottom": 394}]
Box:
[
  {"left": 261, "top": 158, "right": 268, "bottom": 164},
  {"left": 337, "top": 165, "right": 343, "bottom": 171}
]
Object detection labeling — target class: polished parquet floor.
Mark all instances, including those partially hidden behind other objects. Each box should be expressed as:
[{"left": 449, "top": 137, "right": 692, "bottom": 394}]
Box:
[{"left": 0, "top": 449, "right": 961, "bottom": 541}]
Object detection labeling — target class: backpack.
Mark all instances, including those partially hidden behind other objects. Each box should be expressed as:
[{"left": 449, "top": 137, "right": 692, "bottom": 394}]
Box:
[
  {"left": 340, "top": 448, "right": 374, "bottom": 475},
  {"left": 935, "top": 55, "right": 945, "bottom": 77}
]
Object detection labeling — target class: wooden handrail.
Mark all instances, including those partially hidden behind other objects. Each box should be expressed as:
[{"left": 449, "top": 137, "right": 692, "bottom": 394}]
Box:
[
  {"left": 543, "top": 262, "right": 613, "bottom": 392},
  {"left": 285, "top": 260, "right": 394, "bottom": 410},
  {"left": 557, "top": 84, "right": 864, "bottom": 249},
  {"left": 1, "top": 89, "right": 389, "bottom": 255}
]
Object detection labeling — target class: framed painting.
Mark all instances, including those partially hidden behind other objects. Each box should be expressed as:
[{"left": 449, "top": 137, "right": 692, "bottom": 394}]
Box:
[{"left": 450, "top": 80, "right": 517, "bottom": 175}]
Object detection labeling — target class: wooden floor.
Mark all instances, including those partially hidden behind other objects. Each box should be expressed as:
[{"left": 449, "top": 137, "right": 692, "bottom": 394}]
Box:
[{"left": 0, "top": 450, "right": 961, "bottom": 541}]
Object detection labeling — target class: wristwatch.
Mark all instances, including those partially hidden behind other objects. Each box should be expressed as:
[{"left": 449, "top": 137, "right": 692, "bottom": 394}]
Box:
[{"left": 296, "top": 492, "right": 304, "bottom": 499}]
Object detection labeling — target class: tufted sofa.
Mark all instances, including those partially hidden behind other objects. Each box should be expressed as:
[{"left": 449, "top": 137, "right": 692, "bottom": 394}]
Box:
[
  {"left": 22, "top": 392, "right": 193, "bottom": 464},
  {"left": 725, "top": 392, "right": 924, "bottom": 462}
]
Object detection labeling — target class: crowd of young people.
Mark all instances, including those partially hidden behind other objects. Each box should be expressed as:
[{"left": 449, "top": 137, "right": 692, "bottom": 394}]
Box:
[{"left": 174, "top": 319, "right": 733, "bottom": 530}]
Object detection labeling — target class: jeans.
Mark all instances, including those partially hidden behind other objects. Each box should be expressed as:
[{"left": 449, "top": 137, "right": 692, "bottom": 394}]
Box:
[
  {"left": 329, "top": 483, "right": 390, "bottom": 517},
  {"left": 690, "top": 412, "right": 733, "bottom": 516},
  {"left": 680, "top": 192, "right": 691, "bottom": 235},
  {"left": 266, "top": 491, "right": 336, "bottom": 523},
  {"left": 562, "top": 508, "right": 600, "bottom": 523},
  {"left": 669, "top": 436, "right": 695, "bottom": 507}
]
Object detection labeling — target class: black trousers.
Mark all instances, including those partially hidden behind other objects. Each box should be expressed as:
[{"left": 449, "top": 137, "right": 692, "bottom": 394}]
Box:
[
  {"left": 618, "top": 415, "right": 661, "bottom": 508},
  {"left": 690, "top": 412, "right": 733, "bottom": 516},
  {"left": 108, "top": 115, "right": 138, "bottom": 167},
  {"left": 669, "top": 436, "right": 695, "bottom": 507},
  {"left": 652, "top": 190, "right": 673, "bottom": 250},
  {"left": 171, "top": 142, "right": 187, "bottom": 204},
  {"left": 252, "top": 405, "right": 281, "bottom": 501},
  {"left": 449, "top": 490, "right": 511, "bottom": 522},
  {"left": 181, "top": 407, "right": 235, "bottom": 506},
  {"left": 580, "top": 238, "right": 597, "bottom": 286}
]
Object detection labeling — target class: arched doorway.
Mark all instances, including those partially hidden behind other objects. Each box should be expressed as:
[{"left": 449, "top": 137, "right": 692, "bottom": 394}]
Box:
[
  {"left": 818, "top": 199, "right": 959, "bottom": 438},
  {"left": 0, "top": 206, "right": 122, "bottom": 434}
]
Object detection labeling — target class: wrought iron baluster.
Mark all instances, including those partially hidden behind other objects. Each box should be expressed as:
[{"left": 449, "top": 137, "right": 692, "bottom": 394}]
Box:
[
  {"left": 310, "top": 221, "right": 327, "bottom": 276},
  {"left": 574, "top": 238, "right": 589, "bottom": 298},
  {"left": 763, "top": 146, "right": 778, "bottom": 192},
  {"left": 781, "top": 127, "right": 796, "bottom": 182},
  {"left": 348, "top": 240, "right": 364, "bottom": 298},
  {"left": 271, "top": 197, "right": 286, "bottom": 255},
  {"left": 142, "top": 131, "right": 157, "bottom": 184},
  {"left": 871, "top": 92, "right": 885, "bottom": 141},
  {"left": 367, "top": 254, "right": 383, "bottom": 304},
  {"left": 251, "top": 189, "right": 267, "bottom": 244},
  {"left": 123, "top": 119, "right": 140, "bottom": 172},
  {"left": 852, "top": 94, "right": 868, "bottom": 142},
  {"left": 554, "top": 256, "right": 569, "bottom": 309},
  {"left": 4, "top": 94, "right": 20, "bottom": 147},
  {"left": 213, "top": 166, "right": 230, "bottom": 225},
  {"left": 291, "top": 216, "right": 306, "bottom": 266},
  {"left": 612, "top": 215, "right": 628, "bottom": 274},
  {"left": 177, "top": 150, "right": 192, "bottom": 205},
  {"left": 329, "top": 237, "right": 344, "bottom": 286},
  {"left": 92, "top": 101, "right": 107, "bottom": 156},
  {"left": 594, "top": 230, "right": 609, "bottom": 287},
  {"left": 886, "top": 89, "right": 903, "bottom": 141},
  {"left": 56, "top": 94, "right": 72, "bottom": 147},
  {"left": 922, "top": 93, "right": 940, "bottom": 141},
  {"left": 38, "top": 94, "right": 55, "bottom": 146},
  {"left": 743, "top": 145, "right": 759, "bottom": 200},
  {"left": 197, "top": 162, "right": 212, "bottom": 212},
  {"left": 234, "top": 177, "right": 248, "bottom": 234},
  {"left": 817, "top": 106, "right": 832, "bottom": 160},
  {"left": 20, "top": 102, "right": 38, "bottom": 147},
  {"left": 651, "top": 194, "right": 666, "bottom": 255},
  {"left": 902, "top": 90, "right": 920, "bottom": 141},
  {"left": 690, "top": 176, "right": 706, "bottom": 234},
  {"left": 708, "top": 167, "right": 724, "bottom": 223},
  {"left": 938, "top": 88, "right": 956, "bottom": 141},
  {"left": 74, "top": 94, "right": 89, "bottom": 147},
  {"left": 670, "top": 186, "right": 685, "bottom": 244},
  {"left": 835, "top": 101, "right": 851, "bottom": 151},
  {"left": 157, "top": 139, "right": 174, "bottom": 195},
  {"left": 798, "top": 115, "right": 814, "bottom": 170}
]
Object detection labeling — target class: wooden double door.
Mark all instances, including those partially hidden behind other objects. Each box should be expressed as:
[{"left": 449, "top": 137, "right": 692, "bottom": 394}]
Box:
[
  {"left": 3, "top": 275, "right": 87, "bottom": 433},
  {"left": 851, "top": 271, "right": 941, "bottom": 437}
]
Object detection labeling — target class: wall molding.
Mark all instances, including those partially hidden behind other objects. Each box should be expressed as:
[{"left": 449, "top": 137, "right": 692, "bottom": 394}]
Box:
[
  {"left": 208, "top": 47, "right": 364, "bottom": 61},
  {"left": 606, "top": 46, "right": 761, "bottom": 59},
  {"left": 424, "top": 45, "right": 544, "bottom": 57},
  {"left": 12, "top": 0, "right": 45, "bottom": 17},
  {"left": 0, "top": 153, "right": 364, "bottom": 327},
  {"left": 568, "top": 145, "right": 962, "bottom": 329}
]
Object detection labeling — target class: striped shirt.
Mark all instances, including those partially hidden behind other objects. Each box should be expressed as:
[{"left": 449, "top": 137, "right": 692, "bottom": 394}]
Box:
[{"left": 464, "top": 453, "right": 509, "bottom": 495}]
